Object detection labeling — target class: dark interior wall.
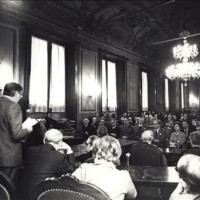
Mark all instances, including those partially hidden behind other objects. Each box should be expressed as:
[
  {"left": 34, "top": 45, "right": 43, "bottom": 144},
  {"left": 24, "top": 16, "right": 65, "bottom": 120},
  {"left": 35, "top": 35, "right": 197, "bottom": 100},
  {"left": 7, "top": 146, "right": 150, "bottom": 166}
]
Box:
[
  {"left": 127, "top": 63, "right": 138, "bottom": 113},
  {"left": 65, "top": 43, "right": 78, "bottom": 121},
  {"left": 156, "top": 75, "right": 165, "bottom": 111},
  {"left": 148, "top": 69, "right": 156, "bottom": 112},
  {"left": 116, "top": 59, "right": 126, "bottom": 117},
  {"left": 169, "top": 80, "right": 181, "bottom": 113}
]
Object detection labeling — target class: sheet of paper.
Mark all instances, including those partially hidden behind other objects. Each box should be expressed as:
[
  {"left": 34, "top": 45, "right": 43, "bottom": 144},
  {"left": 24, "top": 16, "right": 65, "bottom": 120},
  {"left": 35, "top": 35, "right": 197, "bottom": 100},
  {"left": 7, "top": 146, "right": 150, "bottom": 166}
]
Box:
[{"left": 22, "top": 117, "right": 38, "bottom": 129}]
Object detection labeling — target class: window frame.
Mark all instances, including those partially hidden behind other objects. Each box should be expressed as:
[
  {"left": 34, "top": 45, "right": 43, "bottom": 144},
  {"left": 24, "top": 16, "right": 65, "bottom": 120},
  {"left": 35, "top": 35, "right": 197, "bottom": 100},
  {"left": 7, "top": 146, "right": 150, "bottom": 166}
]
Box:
[{"left": 28, "top": 33, "right": 67, "bottom": 113}]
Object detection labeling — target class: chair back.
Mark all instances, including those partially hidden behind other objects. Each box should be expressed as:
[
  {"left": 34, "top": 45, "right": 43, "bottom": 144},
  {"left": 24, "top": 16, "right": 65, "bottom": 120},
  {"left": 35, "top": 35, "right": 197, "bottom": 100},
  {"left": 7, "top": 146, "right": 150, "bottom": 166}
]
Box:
[
  {"left": 0, "top": 171, "right": 15, "bottom": 200},
  {"left": 32, "top": 175, "right": 111, "bottom": 200}
]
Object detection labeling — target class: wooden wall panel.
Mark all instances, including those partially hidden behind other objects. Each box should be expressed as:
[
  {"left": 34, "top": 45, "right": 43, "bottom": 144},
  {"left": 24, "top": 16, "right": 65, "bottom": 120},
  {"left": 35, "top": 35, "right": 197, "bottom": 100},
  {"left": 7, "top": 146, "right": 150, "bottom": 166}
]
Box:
[
  {"left": 156, "top": 77, "right": 164, "bottom": 111},
  {"left": 169, "top": 80, "right": 181, "bottom": 112},
  {"left": 127, "top": 63, "right": 138, "bottom": 112},
  {"left": 79, "top": 49, "right": 97, "bottom": 113},
  {"left": 0, "top": 26, "right": 14, "bottom": 90}
]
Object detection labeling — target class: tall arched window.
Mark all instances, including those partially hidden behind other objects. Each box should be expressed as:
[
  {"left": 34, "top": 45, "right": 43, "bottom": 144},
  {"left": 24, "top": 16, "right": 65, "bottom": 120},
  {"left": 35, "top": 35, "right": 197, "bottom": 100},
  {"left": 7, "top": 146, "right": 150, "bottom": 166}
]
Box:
[
  {"left": 29, "top": 36, "right": 65, "bottom": 112},
  {"left": 141, "top": 71, "right": 148, "bottom": 111},
  {"left": 181, "top": 83, "right": 184, "bottom": 109},
  {"left": 165, "top": 78, "right": 169, "bottom": 111},
  {"left": 102, "top": 59, "right": 117, "bottom": 111}
]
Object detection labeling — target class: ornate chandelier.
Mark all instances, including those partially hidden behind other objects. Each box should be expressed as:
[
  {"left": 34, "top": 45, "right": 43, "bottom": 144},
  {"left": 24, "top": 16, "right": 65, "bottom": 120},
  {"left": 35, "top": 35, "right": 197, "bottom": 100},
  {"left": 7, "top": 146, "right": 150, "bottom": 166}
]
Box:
[
  {"left": 173, "top": 31, "right": 198, "bottom": 62},
  {"left": 165, "top": 31, "right": 200, "bottom": 84},
  {"left": 165, "top": 62, "right": 200, "bottom": 82}
]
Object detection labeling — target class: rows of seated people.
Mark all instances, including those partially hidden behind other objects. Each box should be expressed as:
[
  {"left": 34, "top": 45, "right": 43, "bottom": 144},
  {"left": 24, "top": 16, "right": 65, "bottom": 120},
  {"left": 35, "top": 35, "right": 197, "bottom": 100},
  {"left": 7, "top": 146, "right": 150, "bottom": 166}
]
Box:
[
  {"left": 17, "top": 127, "right": 200, "bottom": 200},
  {"left": 16, "top": 108, "right": 200, "bottom": 199},
  {"left": 81, "top": 108, "right": 200, "bottom": 150}
]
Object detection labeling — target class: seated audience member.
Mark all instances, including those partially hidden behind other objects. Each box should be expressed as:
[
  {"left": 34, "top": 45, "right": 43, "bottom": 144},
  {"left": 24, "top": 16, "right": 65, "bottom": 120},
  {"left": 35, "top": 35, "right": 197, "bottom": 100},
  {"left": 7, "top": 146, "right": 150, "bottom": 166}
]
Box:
[
  {"left": 189, "top": 119, "right": 198, "bottom": 133},
  {"left": 169, "top": 122, "right": 186, "bottom": 148},
  {"left": 153, "top": 113, "right": 158, "bottom": 120},
  {"left": 169, "top": 154, "right": 200, "bottom": 200},
  {"left": 128, "top": 116, "right": 134, "bottom": 126},
  {"left": 185, "top": 130, "right": 200, "bottom": 156},
  {"left": 103, "top": 110, "right": 111, "bottom": 127},
  {"left": 152, "top": 120, "right": 167, "bottom": 148},
  {"left": 97, "top": 119, "right": 108, "bottom": 137},
  {"left": 120, "top": 117, "right": 135, "bottom": 140},
  {"left": 91, "top": 117, "right": 98, "bottom": 135},
  {"left": 82, "top": 118, "right": 92, "bottom": 139},
  {"left": 72, "top": 136, "right": 137, "bottom": 200},
  {"left": 108, "top": 118, "right": 121, "bottom": 138},
  {"left": 19, "top": 129, "right": 75, "bottom": 199},
  {"left": 45, "top": 111, "right": 66, "bottom": 130},
  {"left": 134, "top": 117, "right": 146, "bottom": 140},
  {"left": 129, "top": 130, "right": 167, "bottom": 166},
  {"left": 182, "top": 121, "right": 190, "bottom": 140},
  {"left": 76, "top": 135, "right": 99, "bottom": 163},
  {"left": 25, "top": 109, "right": 46, "bottom": 146},
  {"left": 164, "top": 120, "right": 175, "bottom": 139},
  {"left": 145, "top": 114, "right": 155, "bottom": 128}
]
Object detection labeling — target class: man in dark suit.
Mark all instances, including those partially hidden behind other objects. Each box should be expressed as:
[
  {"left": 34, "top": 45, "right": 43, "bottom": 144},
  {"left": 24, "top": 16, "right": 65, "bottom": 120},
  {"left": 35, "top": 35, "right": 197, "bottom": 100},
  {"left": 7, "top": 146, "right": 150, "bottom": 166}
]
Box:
[
  {"left": 120, "top": 117, "right": 135, "bottom": 140},
  {"left": 152, "top": 119, "right": 167, "bottom": 148},
  {"left": 108, "top": 118, "right": 121, "bottom": 138},
  {"left": 129, "top": 130, "right": 167, "bottom": 166},
  {"left": 0, "top": 82, "right": 33, "bottom": 184},
  {"left": 20, "top": 129, "right": 75, "bottom": 199}
]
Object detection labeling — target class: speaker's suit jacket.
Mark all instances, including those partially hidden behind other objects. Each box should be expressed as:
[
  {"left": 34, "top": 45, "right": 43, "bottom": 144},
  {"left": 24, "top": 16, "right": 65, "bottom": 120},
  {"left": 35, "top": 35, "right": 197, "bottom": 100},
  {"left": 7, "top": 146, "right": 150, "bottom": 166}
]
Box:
[{"left": 0, "top": 96, "right": 28, "bottom": 167}]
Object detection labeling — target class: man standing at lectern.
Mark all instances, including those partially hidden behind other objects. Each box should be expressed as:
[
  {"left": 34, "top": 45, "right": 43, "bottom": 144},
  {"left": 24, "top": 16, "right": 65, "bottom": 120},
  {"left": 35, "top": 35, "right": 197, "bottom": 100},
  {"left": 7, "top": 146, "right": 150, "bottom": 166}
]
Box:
[{"left": 0, "top": 82, "right": 33, "bottom": 184}]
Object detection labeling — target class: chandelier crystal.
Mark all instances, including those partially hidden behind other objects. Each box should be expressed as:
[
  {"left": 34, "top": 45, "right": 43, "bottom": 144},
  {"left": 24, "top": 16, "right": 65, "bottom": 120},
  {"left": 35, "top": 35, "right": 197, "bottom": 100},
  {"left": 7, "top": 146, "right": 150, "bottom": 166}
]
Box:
[
  {"left": 165, "top": 31, "right": 200, "bottom": 84},
  {"left": 166, "top": 62, "right": 200, "bottom": 82},
  {"left": 173, "top": 38, "right": 198, "bottom": 62}
]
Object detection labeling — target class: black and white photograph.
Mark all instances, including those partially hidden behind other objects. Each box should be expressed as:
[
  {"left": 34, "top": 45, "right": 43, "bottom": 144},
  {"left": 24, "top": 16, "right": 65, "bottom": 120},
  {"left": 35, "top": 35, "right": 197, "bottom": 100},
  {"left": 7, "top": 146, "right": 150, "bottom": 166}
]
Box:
[{"left": 0, "top": 1, "right": 200, "bottom": 200}]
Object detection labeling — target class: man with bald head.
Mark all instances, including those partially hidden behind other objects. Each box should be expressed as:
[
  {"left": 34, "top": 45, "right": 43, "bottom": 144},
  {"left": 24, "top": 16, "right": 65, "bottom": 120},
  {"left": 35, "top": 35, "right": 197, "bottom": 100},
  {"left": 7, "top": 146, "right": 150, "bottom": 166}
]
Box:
[{"left": 129, "top": 130, "right": 167, "bottom": 166}]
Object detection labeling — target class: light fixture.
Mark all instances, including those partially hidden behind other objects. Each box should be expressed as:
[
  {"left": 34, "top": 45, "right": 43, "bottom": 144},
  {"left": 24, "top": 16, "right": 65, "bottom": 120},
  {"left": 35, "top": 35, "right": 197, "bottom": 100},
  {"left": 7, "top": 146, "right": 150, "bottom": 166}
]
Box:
[
  {"left": 166, "top": 31, "right": 200, "bottom": 85},
  {"left": 166, "top": 62, "right": 200, "bottom": 82},
  {"left": 173, "top": 31, "right": 198, "bottom": 62}
]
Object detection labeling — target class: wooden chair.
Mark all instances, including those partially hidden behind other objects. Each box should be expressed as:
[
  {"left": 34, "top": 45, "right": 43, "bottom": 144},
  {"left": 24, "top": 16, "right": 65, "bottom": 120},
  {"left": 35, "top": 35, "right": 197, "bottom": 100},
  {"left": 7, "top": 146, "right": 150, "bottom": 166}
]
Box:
[
  {"left": 0, "top": 171, "right": 15, "bottom": 200},
  {"left": 32, "top": 174, "right": 111, "bottom": 200}
]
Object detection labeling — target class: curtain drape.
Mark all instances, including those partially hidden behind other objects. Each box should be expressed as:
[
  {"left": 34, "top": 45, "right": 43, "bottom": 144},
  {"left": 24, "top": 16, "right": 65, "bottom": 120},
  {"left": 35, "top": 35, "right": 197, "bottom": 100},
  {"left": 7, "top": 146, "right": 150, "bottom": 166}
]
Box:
[
  {"left": 29, "top": 36, "right": 48, "bottom": 112},
  {"left": 102, "top": 60, "right": 117, "bottom": 111},
  {"left": 107, "top": 61, "right": 117, "bottom": 111},
  {"left": 142, "top": 71, "right": 148, "bottom": 111},
  {"left": 49, "top": 43, "right": 65, "bottom": 112},
  {"left": 165, "top": 78, "right": 169, "bottom": 111}
]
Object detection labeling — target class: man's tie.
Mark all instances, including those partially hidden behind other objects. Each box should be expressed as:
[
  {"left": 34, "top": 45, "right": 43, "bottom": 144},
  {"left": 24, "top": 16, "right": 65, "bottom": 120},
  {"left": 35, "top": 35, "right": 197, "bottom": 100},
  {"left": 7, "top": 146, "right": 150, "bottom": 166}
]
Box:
[{"left": 155, "top": 129, "right": 158, "bottom": 137}]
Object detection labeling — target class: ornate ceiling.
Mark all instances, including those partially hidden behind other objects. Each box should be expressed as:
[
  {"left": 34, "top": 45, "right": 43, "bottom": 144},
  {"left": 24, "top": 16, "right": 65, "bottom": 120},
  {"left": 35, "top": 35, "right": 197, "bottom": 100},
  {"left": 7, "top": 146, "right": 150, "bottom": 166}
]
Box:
[{"left": 2, "top": 1, "right": 200, "bottom": 64}]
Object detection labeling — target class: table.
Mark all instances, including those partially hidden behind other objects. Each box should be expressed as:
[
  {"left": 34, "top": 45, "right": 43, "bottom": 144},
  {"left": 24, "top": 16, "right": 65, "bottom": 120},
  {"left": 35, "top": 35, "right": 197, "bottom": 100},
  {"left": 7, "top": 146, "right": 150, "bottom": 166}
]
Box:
[
  {"left": 162, "top": 147, "right": 187, "bottom": 166},
  {"left": 71, "top": 139, "right": 137, "bottom": 157},
  {"left": 129, "top": 166, "right": 179, "bottom": 200}
]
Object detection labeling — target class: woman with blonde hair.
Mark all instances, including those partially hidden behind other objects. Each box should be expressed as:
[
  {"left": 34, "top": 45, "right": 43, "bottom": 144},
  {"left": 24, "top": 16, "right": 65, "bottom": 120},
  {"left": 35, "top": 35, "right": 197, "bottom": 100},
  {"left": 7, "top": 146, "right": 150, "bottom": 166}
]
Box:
[{"left": 72, "top": 135, "right": 137, "bottom": 200}]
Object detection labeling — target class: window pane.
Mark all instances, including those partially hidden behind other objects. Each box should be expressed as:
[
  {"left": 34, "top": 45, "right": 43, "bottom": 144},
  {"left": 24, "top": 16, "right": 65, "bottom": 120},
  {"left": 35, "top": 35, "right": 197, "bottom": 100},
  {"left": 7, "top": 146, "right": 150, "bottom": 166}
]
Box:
[
  {"left": 181, "top": 83, "right": 184, "bottom": 109},
  {"left": 49, "top": 43, "right": 65, "bottom": 112},
  {"left": 165, "top": 78, "right": 169, "bottom": 111},
  {"left": 142, "top": 71, "right": 148, "bottom": 111},
  {"left": 29, "top": 36, "right": 48, "bottom": 112},
  {"left": 107, "top": 61, "right": 117, "bottom": 111},
  {"left": 189, "top": 84, "right": 199, "bottom": 107},
  {"left": 102, "top": 60, "right": 107, "bottom": 111}
]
